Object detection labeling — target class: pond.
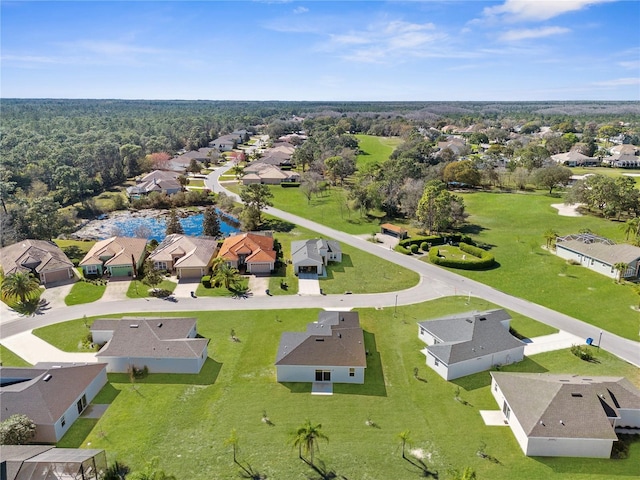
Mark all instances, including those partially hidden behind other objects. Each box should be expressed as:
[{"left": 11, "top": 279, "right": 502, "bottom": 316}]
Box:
[{"left": 74, "top": 209, "right": 240, "bottom": 242}]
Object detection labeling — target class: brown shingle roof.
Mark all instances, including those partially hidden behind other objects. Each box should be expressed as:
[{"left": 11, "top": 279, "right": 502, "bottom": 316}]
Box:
[
  {"left": 276, "top": 311, "right": 366, "bottom": 367},
  {"left": 0, "top": 363, "right": 107, "bottom": 425},
  {"left": 492, "top": 373, "right": 640, "bottom": 440}
]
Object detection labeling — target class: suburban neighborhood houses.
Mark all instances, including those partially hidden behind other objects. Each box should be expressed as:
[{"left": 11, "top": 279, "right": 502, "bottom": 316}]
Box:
[{"left": 1, "top": 102, "right": 640, "bottom": 480}]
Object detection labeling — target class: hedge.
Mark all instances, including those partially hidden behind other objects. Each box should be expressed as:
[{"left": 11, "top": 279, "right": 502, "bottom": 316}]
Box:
[
  {"left": 201, "top": 275, "right": 211, "bottom": 288},
  {"left": 428, "top": 242, "right": 496, "bottom": 270},
  {"left": 280, "top": 182, "right": 300, "bottom": 188},
  {"left": 398, "top": 234, "right": 473, "bottom": 250}
]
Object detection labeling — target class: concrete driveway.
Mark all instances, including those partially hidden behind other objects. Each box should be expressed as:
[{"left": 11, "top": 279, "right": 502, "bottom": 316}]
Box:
[
  {"left": 2, "top": 330, "right": 98, "bottom": 364},
  {"left": 248, "top": 275, "right": 270, "bottom": 296},
  {"left": 524, "top": 330, "right": 585, "bottom": 356},
  {"left": 41, "top": 281, "right": 76, "bottom": 309},
  {"left": 298, "top": 273, "right": 321, "bottom": 295},
  {"left": 100, "top": 278, "right": 131, "bottom": 302},
  {"left": 172, "top": 278, "right": 197, "bottom": 297}
]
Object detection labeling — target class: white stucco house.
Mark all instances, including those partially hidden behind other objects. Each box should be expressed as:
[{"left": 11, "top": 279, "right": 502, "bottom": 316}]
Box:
[
  {"left": 275, "top": 311, "right": 366, "bottom": 384},
  {"left": 0, "top": 363, "right": 108, "bottom": 444},
  {"left": 490, "top": 372, "right": 640, "bottom": 458},
  {"left": 291, "top": 239, "right": 342, "bottom": 276},
  {"left": 555, "top": 233, "right": 640, "bottom": 280},
  {"left": 417, "top": 309, "right": 525, "bottom": 381},
  {"left": 91, "top": 317, "right": 208, "bottom": 374}
]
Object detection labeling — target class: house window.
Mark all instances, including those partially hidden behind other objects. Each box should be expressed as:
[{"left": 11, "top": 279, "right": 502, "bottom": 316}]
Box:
[
  {"left": 494, "top": 383, "right": 498, "bottom": 392},
  {"left": 503, "top": 402, "right": 511, "bottom": 420},
  {"left": 154, "top": 261, "right": 167, "bottom": 270},
  {"left": 419, "top": 327, "right": 425, "bottom": 335},
  {"left": 61, "top": 415, "right": 66, "bottom": 427},
  {"left": 85, "top": 265, "right": 98, "bottom": 275},
  {"left": 434, "top": 359, "right": 440, "bottom": 367},
  {"left": 77, "top": 394, "right": 87, "bottom": 414},
  {"left": 315, "top": 370, "right": 331, "bottom": 382},
  {"left": 349, "top": 368, "right": 355, "bottom": 377}
]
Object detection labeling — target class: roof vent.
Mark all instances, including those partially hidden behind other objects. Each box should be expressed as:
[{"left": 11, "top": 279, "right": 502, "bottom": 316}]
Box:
[
  {"left": 559, "top": 420, "right": 565, "bottom": 425},
  {"left": 157, "top": 322, "right": 163, "bottom": 328},
  {"left": 338, "top": 333, "right": 342, "bottom": 339},
  {"left": 43, "top": 374, "right": 52, "bottom": 382},
  {"left": 479, "top": 317, "right": 487, "bottom": 321},
  {"left": 571, "top": 393, "right": 583, "bottom": 398},
  {"left": 465, "top": 319, "right": 473, "bottom": 323},
  {"left": 130, "top": 324, "right": 139, "bottom": 328},
  {"left": 315, "top": 338, "right": 324, "bottom": 342},
  {"left": 539, "top": 421, "right": 545, "bottom": 426}
]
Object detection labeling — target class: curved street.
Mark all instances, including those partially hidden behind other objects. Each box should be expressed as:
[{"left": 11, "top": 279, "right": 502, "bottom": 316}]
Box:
[{"left": 0, "top": 164, "right": 637, "bottom": 369}]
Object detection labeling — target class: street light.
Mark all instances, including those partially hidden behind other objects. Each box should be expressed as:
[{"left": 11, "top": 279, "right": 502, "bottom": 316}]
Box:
[{"left": 598, "top": 330, "right": 603, "bottom": 350}]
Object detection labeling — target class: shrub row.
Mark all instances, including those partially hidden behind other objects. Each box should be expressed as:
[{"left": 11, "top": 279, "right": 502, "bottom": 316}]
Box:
[
  {"left": 280, "top": 182, "right": 300, "bottom": 188},
  {"left": 428, "top": 242, "right": 496, "bottom": 270},
  {"left": 201, "top": 275, "right": 211, "bottom": 288},
  {"left": 398, "top": 234, "right": 472, "bottom": 250}
]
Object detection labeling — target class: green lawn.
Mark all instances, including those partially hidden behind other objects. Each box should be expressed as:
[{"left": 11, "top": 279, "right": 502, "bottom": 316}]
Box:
[
  {"left": 0, "top": 345, "right": 32, "bottom": 366},
  {"left": 43, "top": 299, "right": 637, "bottom": 479},
  {"left": 33, "top": 317, "right": 95, "bottom": 352},
  {"left": 355, "top": 134, "right": 402, "bottom": 170},
  {"left": 65, "top": 280, "right": 106, "bottom": 305},
  {"left": 53, "top": 238, "right": 96, "bottom": 254},
  {"left": 126, "top": 279, "right": 177, "bottom": 299},
  {"left": 571, "top": 167, "right": 640, "bottom": 186},
  {"left": 187, "top": 179, "right": 205, "bottom": 187},
  {"left": 446, "top": 192, "right": 640, "bottom": 341}
]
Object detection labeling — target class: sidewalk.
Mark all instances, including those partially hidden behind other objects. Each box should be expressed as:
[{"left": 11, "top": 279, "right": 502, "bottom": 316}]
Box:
[{"left": 1, "top": 330, "right": 98, "bottom": 365}]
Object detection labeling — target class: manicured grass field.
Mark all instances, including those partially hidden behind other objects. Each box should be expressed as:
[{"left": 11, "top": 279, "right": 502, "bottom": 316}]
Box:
[
  {"left": 34, "top": 316, "right": 94, "bottom": 352},
  {"left": 126, "top": 279, "right": 177, "bottom": 299},
  {"left": 53, "top": 238, "right": 96, "bottom": 254},
  {"left": 447, "top": 192, "right": 639, "bottom": 341},
  {"left": 49, "top": 298, "right": 637, "bottom": 480},
  {"left": 571, "top": 167, "right": 640, "bottom": 186},
  {"left": 187, "top": 179, "right": 205, "bottom": 187},
  {"left": 0, "top": 345, "right": 31, "bottom": 366},
  {"left": 64, "top": 280, "right": 106, "bottom": 305},
  {"left": 355, "top": 134, "right": 402, "bottom": 170}
]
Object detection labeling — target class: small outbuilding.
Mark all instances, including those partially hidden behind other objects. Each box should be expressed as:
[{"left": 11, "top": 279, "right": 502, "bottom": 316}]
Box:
[{"left": 380, "top": 223, "right": 408, "bottom": 239}]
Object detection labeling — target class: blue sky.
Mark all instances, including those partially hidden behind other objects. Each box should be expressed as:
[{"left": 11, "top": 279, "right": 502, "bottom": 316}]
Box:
[{"left": 1, "top": 1, "right": 639, "bottom": 101}]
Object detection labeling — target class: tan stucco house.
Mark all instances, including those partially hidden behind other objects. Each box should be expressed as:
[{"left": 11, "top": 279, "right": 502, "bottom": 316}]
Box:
[
  {"left": 148, "top": 234, "right": 219, "bottom": 279},
  {"left": 0, "top": 240, "right": 75, "bottom": 285},
  {"left": 79, "top": 236, "right": 147, "bottom": 278}
]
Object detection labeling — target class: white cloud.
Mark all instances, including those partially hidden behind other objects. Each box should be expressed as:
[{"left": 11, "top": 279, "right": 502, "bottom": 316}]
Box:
[
  {"left": 499, "top": 26, "right": 570, "bottom": 41},
  {"left": 483, "top": 0, "right": 616, "bottom": 22},
  {"left": 593, "top": 77, "right": 640, "bottom": 86},
  {"left": 618, "top": 60, "right": 640, "bottom": 70},
  {"left": 293, "top": 6, "right": 308, "bottom": 14}
]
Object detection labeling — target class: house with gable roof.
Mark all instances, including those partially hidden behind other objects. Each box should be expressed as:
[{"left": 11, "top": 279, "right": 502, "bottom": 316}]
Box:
[
  {"left": 0, "top": 239, "right": 75, "bottom": 286},
  {"left": 291, "top": 239, "right": 342, "bottom": 275},
  {"left": 79, "top": 236, "right": 147, "bottom": 278},
  {"left": 555, "top": 233, "right": 640, "bottom": 280},
  {"left": 490, "top": 372, "right": 640, "bottom": 458},
  {"left": 0, "top": 363, "right": 108, "bottom": 443},
  {"left": 126, "top": 170, "right": 182, "bottom": 199},
  {"left": 217, "top": 232, "right": 276, "bottom": 274},
  {"left": 275, "top": 311, "right": 366, "bottom": 384},
  {"left": 148, "top": 234, "right": 219, "bottom": 279},
  {"left": 91, "top": 317, "right": 208, "bottom": 374},
  {"left": 417, "top": 309, "right": 525, "bottom": 380}
]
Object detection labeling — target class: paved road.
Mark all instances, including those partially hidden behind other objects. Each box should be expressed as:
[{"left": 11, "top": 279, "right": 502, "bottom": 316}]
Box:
[{"left": 1, "top": 166, "right": 637, "bottom": 369}]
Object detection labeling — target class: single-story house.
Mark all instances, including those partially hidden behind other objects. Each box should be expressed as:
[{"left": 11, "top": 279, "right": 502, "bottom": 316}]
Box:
[
  {"left": 0, "top": 363, "right": 108, "bottom": 443},
  {"left": 291, "top": 239, "right": 342, "bottom": 275},
  {"left": 555, "top": 233, "right": 640, "bottom": 280},
  {"left": 417, "top": 309, "right": 525, "bottom": 381},
  {"left": 79, "top": 236, "right": 147, "bottom": 278},
  {"left": 550, "top": 151, "right": 598, "bottom": 167},
  {"left": 490, "top": 372, "right": 640, "bottom": 458},
  {"left": 148, "top": 234, "right": 219, "bottom": 279},
  {"left": 1, "top": 446, "right": 107, "bottom": 480},
  {"left": 275, "top": 311, "right": 366, "bottom": 384},
  {"left": 91, "top": 317, "right": 209, "bottom": 374},
  {"left": 602, "top": 153, "right": 640, "bottom": 168},
  {"left": 210, "top": 131, "right": 247, "bottom": 152},
  {"left": 126, "top": 170, "right": 182, "bottom": 199},
  {"left": 241, "top": 163, "right": 300, "bottom": 185},
  {"left": 217, "top": 232, "right": 276, "bottom": 274},
  {"left": 0, "top": 239, "right": 75, "bottom": 285},
  {"left": 609, "top": 144, "right": 638, "bottom": 156},
  {"left": 380, "top": 223, "right": 408, "bottom": 239}
]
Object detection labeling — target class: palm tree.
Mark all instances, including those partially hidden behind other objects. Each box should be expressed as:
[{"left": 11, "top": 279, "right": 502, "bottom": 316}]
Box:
[
  {"left": 290, "top": 419, "right": 328, "bottom": 466},
  {"left": 129, "top": 457, "right": 176, "bottom": 480},
  {"left": 213, "top": 264, "right": 241, "bottom": 290},
  {"left": 543, "top": 229, "right": 558, "bottom": 250},
  {"left": 620, "top": 217, "right": 640, "bottom": 241},
  {"left": 397, "top": 430, "right": 412, "bottom": 459},
  {"left": 1, "top": 271, "right": 41, "bottom": 304},
  {"left": 224, "top": 428, "right": 240, "bottom": 465},
  {"left": 613, "top": 262, "right": 629, "bottom": 282}
]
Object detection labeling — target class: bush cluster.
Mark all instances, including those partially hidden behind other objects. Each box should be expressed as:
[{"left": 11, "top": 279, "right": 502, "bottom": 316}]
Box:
[
  {"left": 398, "top": 234, "right": 472, "bottom": 250},
  {"left": 201, "top": 275, "right": 211, "bottom": 288},
  {"left": 428, "top": 242, "right": 496, "bottom": 270},
  {"left": 570, "top": 344, "right": 594, "bottom": 362},
  {"left": 280, "top": 182, "right": 301, "bottom": 188}
]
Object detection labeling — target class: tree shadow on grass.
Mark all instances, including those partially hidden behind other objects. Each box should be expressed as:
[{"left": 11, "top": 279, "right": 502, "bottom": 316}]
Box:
[
  {"left": 324, "top": 254, "right": 354, "bottom": 276},
  {"left": 106, "top": 357, "right": 222, "bottom": 385},
  {"left": 305, "top": 459, "right": 349, "bottom": 480},
  {"left": 262, "top": 218, "right": 295, "bottom": 232},
  {"left": 459, "top": 223, "right": 488, "bottom": 236},
  {"left": 334, "top": 331, "right": 386, "bottom": 397}
]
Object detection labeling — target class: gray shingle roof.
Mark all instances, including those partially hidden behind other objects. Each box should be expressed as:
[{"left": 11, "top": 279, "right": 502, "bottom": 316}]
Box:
[
  {"left": 276, "top": 311, "right": 366, "bottom": 367},
  {"left": 0, "top": 240, "right": 73, "bottom": 276},
  {"left": 92, "top": 317, "right": 208, "bottom": 359},
  {"left": 557, "top": 238, "right": 640, "bottom": 265},
  {"left": 492, "top": 373, "right": 640, "bottom": 440},
  {"left": 418, "top": 309, "right": 523, "bottom": 364}
]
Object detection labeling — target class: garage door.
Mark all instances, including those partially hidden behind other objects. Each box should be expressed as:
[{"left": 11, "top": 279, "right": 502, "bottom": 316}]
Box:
[
  {"left": 179, "top": 267, "right": 204, "bottom": 279},
  {"left": 42, "top": 268, "right": 72, "bottom": 284},
  {"left": 249, "top": 263, "right": 272, "bottom": 274}
]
